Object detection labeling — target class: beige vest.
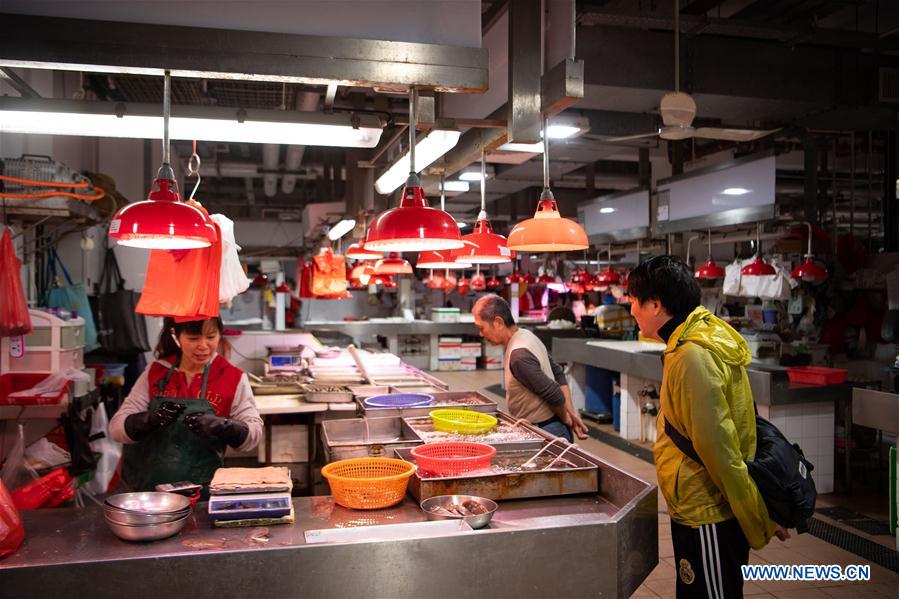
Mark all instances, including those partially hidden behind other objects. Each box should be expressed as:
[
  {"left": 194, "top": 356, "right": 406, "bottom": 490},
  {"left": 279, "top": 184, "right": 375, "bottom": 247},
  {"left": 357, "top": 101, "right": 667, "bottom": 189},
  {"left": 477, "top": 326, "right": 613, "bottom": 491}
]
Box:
[{"left": 504, "top": 328, "right": 556, "bottom": 424}]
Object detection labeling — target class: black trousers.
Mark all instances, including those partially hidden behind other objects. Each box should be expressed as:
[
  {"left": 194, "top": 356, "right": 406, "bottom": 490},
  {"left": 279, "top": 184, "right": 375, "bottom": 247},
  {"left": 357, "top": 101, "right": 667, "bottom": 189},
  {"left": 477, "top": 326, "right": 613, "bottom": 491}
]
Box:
[{"left": 670, "top": 517, "right": 750, "bottom": 599}]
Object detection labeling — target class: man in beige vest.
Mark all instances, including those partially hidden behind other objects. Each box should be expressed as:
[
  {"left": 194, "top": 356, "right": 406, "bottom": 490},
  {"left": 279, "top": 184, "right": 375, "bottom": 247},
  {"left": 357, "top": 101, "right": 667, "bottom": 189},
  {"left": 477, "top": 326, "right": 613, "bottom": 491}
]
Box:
[{"left": 473, "top": 295, "right": 588, "bottom": 442}]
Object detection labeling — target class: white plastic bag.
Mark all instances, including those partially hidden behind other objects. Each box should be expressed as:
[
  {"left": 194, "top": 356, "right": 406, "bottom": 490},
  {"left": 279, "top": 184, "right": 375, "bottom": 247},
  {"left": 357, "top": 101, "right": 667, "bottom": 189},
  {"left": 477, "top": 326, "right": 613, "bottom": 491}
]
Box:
[
  {"left": 82, "top": 403, "right": 122, "bottom": 495},
  {"left": 8, "top": 368, "right": 91, "bottom": 400},
  {"left": 0, "top": 425, "right": 38, "bottom": 492},
  {"left": 24, "top": 438, "right": 70, "bottom": 470},
  {"left": 211, "top": 214, "right": 251, "bottom": 303}
]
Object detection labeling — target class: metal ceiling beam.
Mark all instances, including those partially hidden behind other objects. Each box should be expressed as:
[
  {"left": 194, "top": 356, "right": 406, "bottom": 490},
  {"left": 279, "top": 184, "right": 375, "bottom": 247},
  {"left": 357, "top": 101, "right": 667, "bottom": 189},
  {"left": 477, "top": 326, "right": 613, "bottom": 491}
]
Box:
[
  {"left": 0, "top": 13, "right": 488, "bottom": 93},
  {"left": 577, "top": 7, "right": 899, "bottom": 51},
  {"left": 0, "top": 67, "right": 39, "bottom": 98}
]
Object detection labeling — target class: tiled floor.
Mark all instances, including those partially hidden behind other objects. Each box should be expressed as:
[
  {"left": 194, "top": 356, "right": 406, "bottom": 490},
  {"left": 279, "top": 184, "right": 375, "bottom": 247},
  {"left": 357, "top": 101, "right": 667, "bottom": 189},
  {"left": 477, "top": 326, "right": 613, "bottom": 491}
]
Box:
[{"left": 431, "top": 369, "right": 899, "bottom": 599}]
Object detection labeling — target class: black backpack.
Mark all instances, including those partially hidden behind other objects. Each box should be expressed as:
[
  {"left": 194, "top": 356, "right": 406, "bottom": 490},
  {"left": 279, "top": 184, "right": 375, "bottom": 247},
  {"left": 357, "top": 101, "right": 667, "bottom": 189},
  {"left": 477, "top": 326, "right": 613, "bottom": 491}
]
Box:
[{"left": 664, "top": 413, "right": 817, "bottom": 534}]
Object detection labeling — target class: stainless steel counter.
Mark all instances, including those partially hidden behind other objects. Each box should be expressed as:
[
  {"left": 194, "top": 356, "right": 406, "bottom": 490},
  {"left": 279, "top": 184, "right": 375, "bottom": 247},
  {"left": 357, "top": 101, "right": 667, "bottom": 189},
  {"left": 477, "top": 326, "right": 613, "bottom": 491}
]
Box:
[
  {"left": 553, "top": 338, "right": 852, "bottom": 406},
  {"left": 2, "top": 467, "right": 657, "bottom": 599}
]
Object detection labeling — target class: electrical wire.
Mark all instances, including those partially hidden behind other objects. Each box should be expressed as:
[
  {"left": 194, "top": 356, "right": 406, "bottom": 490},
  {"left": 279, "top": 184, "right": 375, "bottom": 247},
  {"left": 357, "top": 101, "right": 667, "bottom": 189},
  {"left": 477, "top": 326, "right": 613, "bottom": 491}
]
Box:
[
  {"left": 0, "top": 189, "right": 106, "bottom": 201},
  {"left": 0, "top": 175, "right": 91, "bottom": 188}
]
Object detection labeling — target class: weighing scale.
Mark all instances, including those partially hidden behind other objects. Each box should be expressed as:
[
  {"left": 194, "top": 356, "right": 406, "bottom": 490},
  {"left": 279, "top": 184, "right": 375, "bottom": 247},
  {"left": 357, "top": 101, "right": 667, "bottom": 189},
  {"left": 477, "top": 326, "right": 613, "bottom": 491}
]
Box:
[
  {"left": 208, "top": 491, "right": 293, "bottom": 521},
  {"left": 265, "top": 346, "right": 305, "bottom": 372}
]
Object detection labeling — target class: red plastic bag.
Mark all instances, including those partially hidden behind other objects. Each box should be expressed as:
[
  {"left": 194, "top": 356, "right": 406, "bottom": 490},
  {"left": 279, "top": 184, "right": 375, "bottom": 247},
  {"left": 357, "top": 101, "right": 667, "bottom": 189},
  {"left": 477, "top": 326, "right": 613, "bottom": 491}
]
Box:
[
  {"left": 0, "top": 480, "right": 24, "bottom": 557},
  {"left": 137, "top": 222, "right": 222, "bottom": 319},
  {"left": 311, "top": 250, "right": 347, "bottom": 298},
  {"left": 299, "top": 261, "right": 314, "bottom": 299},
  {"left": 10, "top": 468, "right": 74, "bottom": 511},
  {"left": 0, "top": 227, "right": 32, "bottom": 337}
]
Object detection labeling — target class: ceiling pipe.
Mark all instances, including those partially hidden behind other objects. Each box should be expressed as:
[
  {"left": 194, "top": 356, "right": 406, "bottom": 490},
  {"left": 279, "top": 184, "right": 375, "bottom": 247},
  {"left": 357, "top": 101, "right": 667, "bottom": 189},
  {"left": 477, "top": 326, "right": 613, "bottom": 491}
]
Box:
[
  {"left": 262, "top": 144, "right": 280, "bottom": 197},
  {"left": 282, "top": 91, "right": 322, "bottom": 195}
]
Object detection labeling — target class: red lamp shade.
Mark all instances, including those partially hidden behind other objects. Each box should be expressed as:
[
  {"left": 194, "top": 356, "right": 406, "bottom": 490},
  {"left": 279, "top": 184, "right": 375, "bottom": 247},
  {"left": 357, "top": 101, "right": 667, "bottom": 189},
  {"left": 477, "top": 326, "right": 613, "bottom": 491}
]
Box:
[
  {"left": 109, "top": 170, "right": 217, "bottom": 249},
  {"left": 346, "top": 241, "right": 382, "bottom": 260},
  {"left": 583, "top": 272, "right": 598, "bottom": 291},
  {"left": 504, "top": 271, "right": 521, "bottom": 285},
  {"left": 695, "top": 259, "right": 726, "bottom": 280},
  {"left": 369, "top": 273, "right": 395, "bottom": 286},
  {"left": 507, "top": 189, "right": 588, "bottom": 252},
  {"left": 486, "top": 276, "right": 502, "bottom": 290},
  {"left": 453, "top": 212, "right": 514, "bottom": 264},
  {"left": 522, "top": 272, "right": 536, "bottom": 285},
  {"left": 350, "top": 264, "right": 373, "bottom": 286},
  {"left": 373, "top": 252, "right": 412, "bottom": 275},
  {"left": 252, "top": 273, "right": 268, "bottom": 287},
  {"left": 471, "top": 273, "right": 487, "bottom": 291},
  {"left": 741, "top": 255, "right": 776, "bottom": 276},
  {"left": 456, "top": 277, "right": 471, "bottom": 295},
  {"left": 537, "top": 273, "right": 555, "bottom": 284},
  {"left": 365, "top": 174, "right": 464, "bottom": 252},
  {"left": 791, "top": 256, "right": 828, "bottom": 283},
  {"left": 595, "top": 267, "right": 621, "bottom": 286},
  {"left": 417, "top": 249, "right": 471, "bottom": 269}
]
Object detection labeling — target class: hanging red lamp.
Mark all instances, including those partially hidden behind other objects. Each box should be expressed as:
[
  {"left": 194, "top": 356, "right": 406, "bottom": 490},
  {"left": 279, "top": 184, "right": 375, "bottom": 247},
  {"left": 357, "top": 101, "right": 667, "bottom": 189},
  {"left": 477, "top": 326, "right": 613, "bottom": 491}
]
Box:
[
  {"left": 373, "top": 252, "right": 412, "bottom": 275},
  {"left": 346, "top": 241, "right": 382, "bottom": 260},
  {"left": 595, "top": 245, "right": 620, "bottom": 286},
  {"left": 109, "top": 71, "right": 216, "bottom": 250},
  {"left": 694, "top": 229, "right": 725, "bottom": 280},
  {"left": 486, "top": 275, "right": 502, "bottom": 290},
  {"left": 454, "top": 153, "right": 514, "bottom": 264},
  {"left": 791, "top": 222, "right": 828, "bottom": 283},
  {"left": 507, "top": 117, "right": 588, "bottom": 253},
  {"left": 742, "top": 223, "right": 776, "bottom": 276},
  {"left": 456, "top": 276, "right": 471, "bottom": 295},
  {"left": 349, "top": 264, "right": 373, "bottom": 286},
  {"left": 417, "top": 249, "right": 471, "bottom": 269},
  {"left": 471, "top": 272, "right": 487, "bottom": 291}
]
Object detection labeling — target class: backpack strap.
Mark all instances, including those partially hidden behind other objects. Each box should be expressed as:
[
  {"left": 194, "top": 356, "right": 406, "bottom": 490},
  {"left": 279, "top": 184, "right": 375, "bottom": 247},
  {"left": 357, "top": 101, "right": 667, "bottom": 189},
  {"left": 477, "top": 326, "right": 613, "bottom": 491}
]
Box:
[{"left": 663, "top": 416, "right": 706, "bottom": 468}]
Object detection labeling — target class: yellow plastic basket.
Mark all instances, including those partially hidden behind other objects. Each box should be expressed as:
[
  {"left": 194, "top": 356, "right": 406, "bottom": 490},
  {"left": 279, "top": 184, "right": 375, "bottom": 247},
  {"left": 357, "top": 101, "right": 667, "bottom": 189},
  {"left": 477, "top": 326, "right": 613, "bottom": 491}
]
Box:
[
  {"left": 320, "top": 458, "right": 415, "bottom": 510},
  {"left": 429, "top": 409, "right": 498, "bottom": 435}
]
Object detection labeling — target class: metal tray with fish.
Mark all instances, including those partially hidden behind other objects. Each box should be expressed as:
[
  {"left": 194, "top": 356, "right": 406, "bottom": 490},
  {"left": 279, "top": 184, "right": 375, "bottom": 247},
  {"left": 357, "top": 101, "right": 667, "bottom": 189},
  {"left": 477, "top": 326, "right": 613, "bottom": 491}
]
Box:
[
  {"left": 356, "top": 391, "right": 498, "bottom": 419},
  {"left": 321, "top": 417, "right": 423, "bottom": 462},
  {"left": 400, "top": 411, "right": 545, "bottom": 450},
  {"left": 396, "top": 442, "right": 599, "bottom": 501}
]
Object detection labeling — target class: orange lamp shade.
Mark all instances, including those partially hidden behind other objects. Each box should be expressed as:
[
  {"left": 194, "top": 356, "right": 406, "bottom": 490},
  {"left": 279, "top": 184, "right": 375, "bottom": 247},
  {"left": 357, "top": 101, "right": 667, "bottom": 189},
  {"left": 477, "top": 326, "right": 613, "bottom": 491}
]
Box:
[
  {"left": 346, "top": 241, "right": 382, "bottom": 260},
  {"left": 507, "top": 189, "right": 588, "bottom": 252},
  {"left": 373, "top": 252, "right": 412, "bottom": 275},
  {"left": 109, "top": 173, "right": 217, "bottom": 249},
  {"left": 417, "top": 249, "right": 471, "bottom": 269},
  {"left": 365, "top": 174, "right": 464, "bottom": 252},
  {"left": 453, "top": 213, "right": 514, "bottom": 264}
]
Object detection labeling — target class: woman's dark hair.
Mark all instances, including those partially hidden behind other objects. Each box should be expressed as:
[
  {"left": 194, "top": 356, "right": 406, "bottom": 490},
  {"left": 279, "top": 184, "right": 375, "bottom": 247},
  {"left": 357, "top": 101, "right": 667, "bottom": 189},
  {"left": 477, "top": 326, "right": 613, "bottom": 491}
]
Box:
[
  {"left": 626, "top": 256, "right": 700, "bottom": 318},
  {"left": 154, "top": 317, "right": 224, "bottom": 359},
  {"left": 547, "top": 306, "right": 577, "bottom": 324},
  {"left": 474, "top": 294, "right": 516, "bottom": 327}
]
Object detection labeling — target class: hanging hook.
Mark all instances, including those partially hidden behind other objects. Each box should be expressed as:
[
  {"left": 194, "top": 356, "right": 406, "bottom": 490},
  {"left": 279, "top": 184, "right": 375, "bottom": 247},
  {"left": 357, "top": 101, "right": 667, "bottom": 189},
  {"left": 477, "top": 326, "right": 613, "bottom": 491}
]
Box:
[{"left": 187, "top": 140, "right": 202, "bottom": 201}]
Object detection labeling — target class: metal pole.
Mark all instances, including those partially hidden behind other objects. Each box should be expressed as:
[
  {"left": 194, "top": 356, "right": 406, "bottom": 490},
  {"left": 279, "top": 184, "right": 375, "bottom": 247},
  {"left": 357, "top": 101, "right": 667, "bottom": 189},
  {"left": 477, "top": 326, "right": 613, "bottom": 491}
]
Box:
[
  {"left": 542, "top": 114, "right": 550, "bottom": 190},
  {"left": 850, "top": 131, "right": 855, "bottom": 236},
  {"left": 832, "top": 138, "right": 838, "bottom": 253},
  {"left": 163, "top": 70, "right": 171, "bottom": 164},
  {"left": 440, "top": 173, "right": 446, "bottom": 211},
  {"left": 674, "top": 0, "right": 680, "bottom": 93},
  {"left": 408, "top": 88, "right": 416, "bottom": 174},
  {"left": 867, "top": 130, "right": 873, "bottom": 252},
  {"left": 480, "top": 149, "right": 487, "bottom": 212}
]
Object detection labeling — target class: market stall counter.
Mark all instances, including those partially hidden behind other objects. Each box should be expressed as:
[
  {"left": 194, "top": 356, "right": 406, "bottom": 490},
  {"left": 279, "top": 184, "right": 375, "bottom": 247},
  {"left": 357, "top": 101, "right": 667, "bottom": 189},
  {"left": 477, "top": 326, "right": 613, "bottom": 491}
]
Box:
[{"left": 1, "top": 458, "right": 657, "bottom": 599}]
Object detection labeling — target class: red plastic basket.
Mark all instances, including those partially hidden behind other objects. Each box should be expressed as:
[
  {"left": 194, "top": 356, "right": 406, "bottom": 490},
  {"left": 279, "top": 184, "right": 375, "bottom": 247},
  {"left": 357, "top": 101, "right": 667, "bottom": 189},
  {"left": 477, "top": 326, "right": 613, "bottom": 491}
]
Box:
[
  {"left": 0, "top": 373, "right": 71, "bottom": 406},
  {"left": 786, "top": 367, "right": 847, "bottom": 386},
  {"left": 410, "top": 442, "right": 496, "bottom": 477}
]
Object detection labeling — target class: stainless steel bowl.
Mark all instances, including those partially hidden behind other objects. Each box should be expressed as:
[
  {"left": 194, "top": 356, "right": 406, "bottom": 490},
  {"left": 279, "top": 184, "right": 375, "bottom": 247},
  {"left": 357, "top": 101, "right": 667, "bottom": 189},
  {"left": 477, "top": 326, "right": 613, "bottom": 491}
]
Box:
[
  {"left": 420, "top": 495, "right": 498, "bottom": 529},
  {"left": 105, "top": 513, "right": 189, "bottom": 542},
  {"left": 104, "top": 505, "right": 190, "bottom": 526},
  {"left": 105, "top": 492, "right": 191, "bottom": 514}
]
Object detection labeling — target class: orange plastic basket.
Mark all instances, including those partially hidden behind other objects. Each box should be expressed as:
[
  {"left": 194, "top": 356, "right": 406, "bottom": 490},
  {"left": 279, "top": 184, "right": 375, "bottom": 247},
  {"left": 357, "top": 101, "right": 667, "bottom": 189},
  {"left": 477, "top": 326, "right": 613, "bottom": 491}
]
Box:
[{"left": 320, "top": 458, "right": 415, "bottom": 509}]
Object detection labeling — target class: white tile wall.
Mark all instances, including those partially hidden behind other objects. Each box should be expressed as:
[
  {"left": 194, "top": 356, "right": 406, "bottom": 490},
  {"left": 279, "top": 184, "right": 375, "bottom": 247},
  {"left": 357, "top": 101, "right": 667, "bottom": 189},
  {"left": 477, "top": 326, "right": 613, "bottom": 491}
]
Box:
[{"left": 768, "top": 402, "right": 834, "bottom": 494}]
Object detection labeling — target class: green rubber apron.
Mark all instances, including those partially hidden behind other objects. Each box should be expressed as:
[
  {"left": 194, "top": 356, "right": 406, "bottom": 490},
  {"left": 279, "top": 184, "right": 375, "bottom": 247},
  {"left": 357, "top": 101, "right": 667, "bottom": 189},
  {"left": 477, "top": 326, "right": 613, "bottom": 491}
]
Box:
[{"left": 122, "top": 364, "right": 225, "bottom": 494}]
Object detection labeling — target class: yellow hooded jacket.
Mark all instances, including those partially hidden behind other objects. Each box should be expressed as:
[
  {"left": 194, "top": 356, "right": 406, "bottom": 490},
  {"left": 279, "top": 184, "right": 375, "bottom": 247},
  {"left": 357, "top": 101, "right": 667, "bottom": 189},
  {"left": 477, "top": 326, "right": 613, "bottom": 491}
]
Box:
[{"left": 654, "top": 306, "right": 777, "bottom": 550}]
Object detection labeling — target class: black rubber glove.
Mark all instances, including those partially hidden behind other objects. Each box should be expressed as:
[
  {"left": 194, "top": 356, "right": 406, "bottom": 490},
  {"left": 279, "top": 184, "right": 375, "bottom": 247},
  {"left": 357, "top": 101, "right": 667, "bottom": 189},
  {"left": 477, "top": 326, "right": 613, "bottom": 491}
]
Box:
[
  {"left": 124, "top": 401, "right": 186, "bottom": 441},
  {"left": 183, "top": 412, "right": 249, "bottom": 448}
]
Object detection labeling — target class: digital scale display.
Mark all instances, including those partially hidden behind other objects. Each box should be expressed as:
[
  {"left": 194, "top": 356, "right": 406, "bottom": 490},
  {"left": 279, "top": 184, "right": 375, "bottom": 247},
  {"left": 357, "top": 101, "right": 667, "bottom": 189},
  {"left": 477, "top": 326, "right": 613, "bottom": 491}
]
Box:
[
  {"left": 208, "top": 492, "right": 292, "bottom": 521},
  {"left": 269, "top": 354, "right": 301, "bottom": 368}
]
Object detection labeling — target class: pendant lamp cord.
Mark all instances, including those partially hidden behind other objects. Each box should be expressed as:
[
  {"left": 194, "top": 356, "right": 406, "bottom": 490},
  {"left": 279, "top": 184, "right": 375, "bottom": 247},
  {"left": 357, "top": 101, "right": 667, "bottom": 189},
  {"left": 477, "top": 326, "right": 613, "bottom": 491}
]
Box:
[
  {"left": 440, "top": 173, "right": 445, "bottom": 211},
  {"left": 163, "top": 70, "right": 171, "bottom": 165},
  {"left": 707, "top": 227, "right": 712, "bottom": 258},
  {"left": 674, "top": 0, "right": 680, "bottom": 93},
  {"left": 408, "top": 88, "right": 416, "bottom": 175},
  {"left": 480, "top": 149, "right": 487, "bottom": 212},
  {"left": 542, "top": 115, "right": 550, "bottom": 190}
]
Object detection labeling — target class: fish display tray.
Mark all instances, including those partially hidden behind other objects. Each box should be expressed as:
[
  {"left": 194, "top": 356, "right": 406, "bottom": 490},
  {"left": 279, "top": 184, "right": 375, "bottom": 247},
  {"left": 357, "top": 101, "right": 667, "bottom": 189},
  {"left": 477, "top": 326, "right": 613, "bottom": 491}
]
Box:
[
  {"left": 395, "top": 443, "right": 599, "bottom": 501},
  {"left": 321, "top": 417, "right": 423, "bottom": 462},
  {"left": 303, "top": 384, "right": 354, "bottom": 403},
  {"left": 401, "top": 411, "right": 544, "bottom": 449},
  {"left": 356, "top": 391, "right": 498, "bottom": 419}
]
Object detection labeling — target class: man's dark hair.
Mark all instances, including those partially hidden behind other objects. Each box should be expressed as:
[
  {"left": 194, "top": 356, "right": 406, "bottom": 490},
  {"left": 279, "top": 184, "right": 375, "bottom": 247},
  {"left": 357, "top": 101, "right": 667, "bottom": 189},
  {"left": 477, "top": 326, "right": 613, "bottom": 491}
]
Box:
[
  {"left": 474, "top": 294, "right": 516, "bottom": 327},
  {"left": 626, "top": 255, "right": 701, "bottom": 318}
]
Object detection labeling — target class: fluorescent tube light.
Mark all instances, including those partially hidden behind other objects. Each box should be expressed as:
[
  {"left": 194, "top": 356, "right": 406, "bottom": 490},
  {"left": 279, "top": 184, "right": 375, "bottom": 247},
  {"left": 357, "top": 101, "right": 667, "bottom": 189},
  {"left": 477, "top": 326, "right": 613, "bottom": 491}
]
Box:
[
  {"left": 599, "top": 207, "right": 616, "bottom": 214},
  {"left": 440, "top": 181, "right": 470, "bottom": 193},
  {"left": 328, "top": 219, "right": 356, "bottom": 241},
  {"left": 498, "top": 141, "right": 544, "bottom": 153},
  {"left": 721, "top": 187, "right": 751, "bottom": 195},
  {"left": 0, "top": 97, "right": 383, "bottom": 148},
  {"left": 374, "top": 128, "right": 461, "bottom": 194}
]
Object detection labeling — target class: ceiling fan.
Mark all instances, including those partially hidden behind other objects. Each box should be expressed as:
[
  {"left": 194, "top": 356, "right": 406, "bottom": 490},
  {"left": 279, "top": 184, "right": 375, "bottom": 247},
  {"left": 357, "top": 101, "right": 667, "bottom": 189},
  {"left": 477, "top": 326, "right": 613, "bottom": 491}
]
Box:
[{"left": 604, "top": 1, "right": 779, "bottom": 145}]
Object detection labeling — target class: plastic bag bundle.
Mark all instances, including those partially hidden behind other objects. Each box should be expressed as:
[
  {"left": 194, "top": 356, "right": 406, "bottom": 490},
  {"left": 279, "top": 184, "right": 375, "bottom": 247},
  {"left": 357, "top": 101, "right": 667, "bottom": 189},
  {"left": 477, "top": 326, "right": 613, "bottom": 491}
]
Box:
[
  {"left": 210, "top": 214, "right": 251, "bottom": 303},
  {"left": 312, "top": 249, "right": 348, "bottom": 298},
  {"left": 137, "top": 221, "right": 222, "bottom": 319},
  {"left": 0, "top": 479, "right": 24, "bottom": 557},
  {"left": 0, "top": 227, "right": 31, "bottom": 337}
]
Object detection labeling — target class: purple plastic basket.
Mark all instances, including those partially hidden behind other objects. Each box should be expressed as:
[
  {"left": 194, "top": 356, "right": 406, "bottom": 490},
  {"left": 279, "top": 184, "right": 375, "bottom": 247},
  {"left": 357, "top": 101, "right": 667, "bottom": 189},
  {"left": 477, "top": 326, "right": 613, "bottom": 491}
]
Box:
[{"left": 363, "top": 393, "right": 434, "bottom": 409}]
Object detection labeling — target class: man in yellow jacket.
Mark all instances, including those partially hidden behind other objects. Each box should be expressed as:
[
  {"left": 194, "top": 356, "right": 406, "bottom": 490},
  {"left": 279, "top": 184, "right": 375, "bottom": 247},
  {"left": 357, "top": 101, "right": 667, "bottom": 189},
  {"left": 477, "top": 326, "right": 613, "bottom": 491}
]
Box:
[{"left": 627, "top": 256, "right": 786, "bottom": 599}]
